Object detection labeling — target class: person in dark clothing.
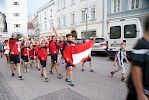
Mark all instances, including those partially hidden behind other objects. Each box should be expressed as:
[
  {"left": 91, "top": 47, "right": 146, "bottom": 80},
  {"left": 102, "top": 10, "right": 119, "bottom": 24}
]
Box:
[{"left": 127, "top": 15, "right": 149, "bottom": 100}]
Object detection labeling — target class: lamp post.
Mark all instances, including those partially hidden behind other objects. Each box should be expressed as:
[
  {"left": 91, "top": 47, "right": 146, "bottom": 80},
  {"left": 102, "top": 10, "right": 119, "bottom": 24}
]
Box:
[{"left": 85, "top": 8, "right": 88, "bottom": 39}]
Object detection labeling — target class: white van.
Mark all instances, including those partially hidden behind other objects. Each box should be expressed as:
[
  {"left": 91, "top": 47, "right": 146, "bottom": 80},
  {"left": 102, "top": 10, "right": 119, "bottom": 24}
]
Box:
[{"left": 107, "top": 18, "right": 143, "bottom": 59}]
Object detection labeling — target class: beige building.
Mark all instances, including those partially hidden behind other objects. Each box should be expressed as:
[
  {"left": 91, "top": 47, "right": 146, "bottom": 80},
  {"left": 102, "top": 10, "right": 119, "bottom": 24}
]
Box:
[{"left": 0, "top": 12, "right": 7, "bottom": 35}]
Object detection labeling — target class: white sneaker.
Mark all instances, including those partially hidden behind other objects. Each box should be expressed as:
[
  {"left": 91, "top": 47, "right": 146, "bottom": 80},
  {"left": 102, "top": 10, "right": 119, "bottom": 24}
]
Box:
[
  {"left": 26, "top": 69, "right": 29, "bottom": 73},
  {"left": 24, "top": 69, "right": 26, "bottom": 73}
]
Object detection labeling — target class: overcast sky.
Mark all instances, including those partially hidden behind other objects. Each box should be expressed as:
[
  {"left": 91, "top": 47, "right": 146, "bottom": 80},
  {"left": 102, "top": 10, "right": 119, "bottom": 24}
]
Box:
[{"left": 0, "top": 0, "right": 50, "bottom": 14}]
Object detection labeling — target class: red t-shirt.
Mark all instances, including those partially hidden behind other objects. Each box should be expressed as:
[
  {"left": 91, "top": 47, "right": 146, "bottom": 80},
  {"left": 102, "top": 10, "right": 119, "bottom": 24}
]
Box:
[
  {"left": 9, "top": 38, "right": 20, "bottom": 55},
  {"left": 38, "top": 46, "right": 47, "bottom": 60},
  {"left": 59, "top": 41, "right": 64, "bottom": 50},
  {"left": 48, "top": 41, "right": 59, "bottom": 54},
  {"left": 22, "top": 47, "right": 28, "bottom": 56},
  {"left": 34, "top": 45, "right": 39, "bottom": 54},
  {"left": 29, "top": 49, "right": 34, "bottom": 58}
]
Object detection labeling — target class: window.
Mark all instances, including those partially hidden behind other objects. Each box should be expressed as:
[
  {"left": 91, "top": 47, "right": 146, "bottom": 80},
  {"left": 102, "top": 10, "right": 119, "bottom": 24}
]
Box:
[
  {"left": 40, "top": 15, "right": 41, "bottom": 22},
  {"left": 124, "top": 24, "right": 137, "bottom": 38},
  {"left": 110, "top": 26, "right": 121, "bottom": 39},
  {"left": 113, "top": 0, "right": 121, "bottom": 13},
  {"left": 71, "top": 13, "right": 75, "bottom": 24},
  {"left": 49, "top": 21, "right": 53, "bottom": 30},
  {"left": 130, "top": 0, "right": 140, "bottom": 10},
  {"left": 81, "top": 10, "right": 86, "bottom": 22},
  {"left": 13, "top": 2, "right": 19, "bottom": 5},
  {"left": 14, "top": 24, "right": 20, "bottom": 28},
  {"left": 57, "top": 0, "right": 60, "bottom": 11},
  {"left": 50, "top": 10, "right": 52, "bottom": 17},
  {"left": 62, "top": 0, "right": 66, "bottom": 8},
  {"left": 95, "top": 38, "right": 105, "bottom": 43},
  {"left": 58, "top": 18, "right": 61, "bottom": 28},
  {"left": 91, "top": 7, "right": 96, "bottom": 20},
  {"left": 44, "top": 22, "right": 47, "bottom": 31},
  {"left": 13, "top": 13, "right": 20, "bottom": 17},
  {"left": 71, "top": 0, "right": 75, "bottom": 5},
  {"left": 63, "top": 16, "right": 66, "bottom": 26},
  {"left": 45, "top": 12, "right": 46, "bottom": 19}
]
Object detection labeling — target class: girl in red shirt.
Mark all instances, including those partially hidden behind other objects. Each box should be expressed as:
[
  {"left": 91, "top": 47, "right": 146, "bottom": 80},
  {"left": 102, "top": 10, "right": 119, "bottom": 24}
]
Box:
[
  {"left": 59, "top": 36, "right": 65, "bottom": 64},
  {"left": 29, "top": 43, "right": 35, "bottom": 68},
  {"left": 34, "top": 41, "right": 40, "bottom": 71},
  {"left": 22, "top": 41, "right": 29, "bottom": 73},
  {"left": 39, "top": 37, "right": 49, "bottom": 82}
]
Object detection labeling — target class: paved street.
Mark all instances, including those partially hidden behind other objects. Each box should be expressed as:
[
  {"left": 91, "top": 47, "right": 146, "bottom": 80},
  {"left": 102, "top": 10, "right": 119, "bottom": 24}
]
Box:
[{"left": 0, "top": 55, "right": 130, "bottom": 100}]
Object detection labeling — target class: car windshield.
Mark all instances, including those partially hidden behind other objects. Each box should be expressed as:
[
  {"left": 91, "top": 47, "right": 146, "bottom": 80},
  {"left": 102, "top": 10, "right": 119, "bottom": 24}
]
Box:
[{"left": 95, "top": 38, "right": 105, "bottom": 43}]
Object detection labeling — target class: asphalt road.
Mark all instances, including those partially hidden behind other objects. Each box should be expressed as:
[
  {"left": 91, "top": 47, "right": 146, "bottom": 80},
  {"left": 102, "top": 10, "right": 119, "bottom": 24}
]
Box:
[{"left": 0, "top": 54, "right": 130, "bottom": 100}]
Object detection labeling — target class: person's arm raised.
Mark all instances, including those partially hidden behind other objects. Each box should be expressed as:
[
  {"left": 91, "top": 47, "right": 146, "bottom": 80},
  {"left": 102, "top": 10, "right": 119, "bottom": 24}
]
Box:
[{"left": 53, "top": 27, "right": 58, "bottom": 40}]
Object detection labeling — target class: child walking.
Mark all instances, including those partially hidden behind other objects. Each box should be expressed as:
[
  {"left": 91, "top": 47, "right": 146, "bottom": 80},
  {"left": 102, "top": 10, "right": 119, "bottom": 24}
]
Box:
[
  {"left": 29, "top": 43, "right": 35, "bottom": 68},
  {"left": 111, "top": 42, "right": 129, "bottom": 82},
  {"left": 4, "top": 42, "right": 10, "bottom": 63},
  {"left": 38, "top": 37, "right": 49, "bottom": 82}
]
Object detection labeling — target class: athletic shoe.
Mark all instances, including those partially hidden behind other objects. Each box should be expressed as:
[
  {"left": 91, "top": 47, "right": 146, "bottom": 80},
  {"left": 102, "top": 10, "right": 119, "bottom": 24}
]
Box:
[
  {"left": 81, "top": 69, "right": 85, "bottom": 72},
  {"left": 121, "top": 77, "right": 126, "bottom": 82},
  {"left": 90, "top": 69, "right": 94, "bottom": 72},
  {"left": 66, "top": 78, "right": 71, "bottom": 82},
  {"left": 12, "top": 73, "right": 15, "bottom": 77},
  {"left": 24, "top": 69, "right": 26, "bottom": 73},
  {"left": 26, "top": 69, "right": 29, "bottom": 73},
  {"left": 111, "top": 71, "right": 114, "bottom": 77},
  {"left": 49, "top": 71, "right": 54, "bottom": 75},
  {"left": 57, "top": 74, "right": 63, "bottom": 79},
  {"left": 38, "top": 68, "right": 40, "bottom": 71},
  {"left": 18, "top": 76, "right": 24, "bottom": 80},
  {"left": 69, "top": 80, "right": 75, "bottom": 86},
  {"left": 45, "top": 78, "right": 48, "bottom": 82}
]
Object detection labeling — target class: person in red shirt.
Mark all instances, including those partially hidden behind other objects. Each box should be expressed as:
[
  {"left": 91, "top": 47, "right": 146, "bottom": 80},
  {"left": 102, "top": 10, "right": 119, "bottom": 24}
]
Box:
[
  {"left": 29, "top": 43, "right": 35, "bottom": 68},
  {"left": 22, "top": 40, "right": 29, "bottom": 73},
  {"left": 48, "top": 28, "right": 62, "bottom": 78},
  {"left": 59, "top": 36, "right": 65, "bottom": 64},
  {"left": 34, "top": 41, "right": 40, "bottom": 71},
  {"left": 9, "top": 33, "right": 23, "bottom": 80},
  {"left": 39, "top": 37, "right": 49, "bottom": 82},
  {"left": 62, "top": 34, "right": 75, "bottom": 86}
]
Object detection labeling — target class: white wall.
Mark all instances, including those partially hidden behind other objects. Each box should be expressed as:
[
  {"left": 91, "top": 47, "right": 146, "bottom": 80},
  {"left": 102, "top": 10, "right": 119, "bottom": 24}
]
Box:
[{"left": 5, "top": 0, "right": 28, "bottom": 36}]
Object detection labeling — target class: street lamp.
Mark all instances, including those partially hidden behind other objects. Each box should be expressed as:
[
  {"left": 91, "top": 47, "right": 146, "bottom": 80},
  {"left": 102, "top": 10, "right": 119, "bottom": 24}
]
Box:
[{"left": 85, "top": 8, "right": 88, "bottom": 39}]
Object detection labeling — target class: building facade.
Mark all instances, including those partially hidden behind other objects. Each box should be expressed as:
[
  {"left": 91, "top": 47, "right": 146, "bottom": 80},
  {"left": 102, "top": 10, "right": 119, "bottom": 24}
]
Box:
[
  {"left": 107, "top": 0, "right": 149, "bottom": 29},
  {"left": 0, "top": 12, "right": 7, "bottom": 35},
  {"left": 37, "top": 0, "right": 55, "bottom": 37},
  {"left": 5, "top": 0, "right": 28, "bottom": 36},
  {"left": 54, "top": 0, "right": 103, "bottom": 38},
  {"left": 32, "top": 15, "right": 39, "bottom": 37}
]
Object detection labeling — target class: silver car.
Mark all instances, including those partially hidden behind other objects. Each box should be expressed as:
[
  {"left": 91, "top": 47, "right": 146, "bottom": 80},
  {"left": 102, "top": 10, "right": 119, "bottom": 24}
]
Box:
[{"left": 91, "top": 38, "right": 108, "bottom": 55}]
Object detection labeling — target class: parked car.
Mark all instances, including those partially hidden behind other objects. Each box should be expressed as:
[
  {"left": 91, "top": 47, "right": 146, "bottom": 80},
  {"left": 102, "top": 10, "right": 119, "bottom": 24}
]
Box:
[
  {"left": 91, "top": 37, "right": 108, "bottom": 55},
  {"left": 75, "top": 38, "right": 85, "bottom": 44}
]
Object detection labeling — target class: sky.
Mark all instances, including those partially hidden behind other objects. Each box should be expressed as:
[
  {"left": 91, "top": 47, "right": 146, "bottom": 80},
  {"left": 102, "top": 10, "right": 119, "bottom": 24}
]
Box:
[{"left": 0, "top": 0, "right": 50, "bottom": 14}]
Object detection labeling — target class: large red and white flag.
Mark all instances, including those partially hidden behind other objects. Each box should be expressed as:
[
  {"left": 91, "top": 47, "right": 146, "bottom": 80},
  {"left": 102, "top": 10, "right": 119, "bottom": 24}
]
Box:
[{"left": 71, "top": 40, "right": 94, "bottom": 64}]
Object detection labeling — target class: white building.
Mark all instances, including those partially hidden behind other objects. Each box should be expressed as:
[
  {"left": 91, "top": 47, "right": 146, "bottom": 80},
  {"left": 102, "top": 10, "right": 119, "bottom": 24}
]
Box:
[
  {"left": 5, "top": 0, "right": 28, "bottom": 36},
  {"left": 28, "top": 14, "right": 35, "bottom": 22},
  {"left": 32, "top": 15, "right": 39, "bottom": 37},
  {"left": 54, "top": 0, "right": 103, "bottom": 38},
  {"left": 0, "top": 12, "right": 7, "bottom": 35},
  {"left": 37, "top": 0, "right": 55, "bottom": 37}
]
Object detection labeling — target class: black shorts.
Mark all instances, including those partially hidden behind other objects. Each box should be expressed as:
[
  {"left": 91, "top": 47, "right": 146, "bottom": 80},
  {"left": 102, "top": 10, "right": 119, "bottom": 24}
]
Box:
[
  {"left": 23, "top": 56, "right": 29, "bottom": 62},
  {"left": 51, "top": 54, "right": 58, "bottom": 63},
  {"left": 66, "top": 63, "right": 74, "bottom": 67},
  {"left": 40, "top": 60, "right": 46, "bottom": 67},
  {"left": 30, "top": 58, "right": 34, "bottom": 60},
  {"left": 10, "top": 55, "right": 20, "bottom": 64},
  {"left": 84, "top": 57, "right": 91, "bottom": 62}
]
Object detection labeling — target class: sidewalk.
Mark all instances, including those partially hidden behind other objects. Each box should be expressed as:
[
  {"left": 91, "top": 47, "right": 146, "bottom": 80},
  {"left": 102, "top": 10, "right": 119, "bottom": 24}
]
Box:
[{"left": 0, "top": 72, "right": 18, "bottom": 100}]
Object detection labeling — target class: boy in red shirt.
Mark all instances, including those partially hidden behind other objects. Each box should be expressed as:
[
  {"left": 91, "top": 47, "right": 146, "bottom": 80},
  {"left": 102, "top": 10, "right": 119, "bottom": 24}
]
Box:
[
  {"left": 48, "top": 28, "right": 62, "bottom": 78},
  {"left": 59, "top": 36, "right": 65, "bottom": 64},
  {"left": 62, "top": 34, "right": 75, "bottom": 86},
  {"left": 9, "top": 33, "right": 23, "bottom": 80},
  {"left": 39, "top": 37, "right": 49, "bottom": 82}
]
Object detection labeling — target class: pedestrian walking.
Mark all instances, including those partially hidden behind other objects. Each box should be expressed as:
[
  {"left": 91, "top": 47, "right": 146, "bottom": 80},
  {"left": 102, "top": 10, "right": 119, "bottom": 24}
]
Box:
[
  {"left": 29, "top": 43, "right": 35, "bottom": 68},
  {"left": 127, "top": 15, "right": 149, "bottom": 100},
  {"left": 48, "top": 27, "right": 62, "bottom": 78},
  {"left": 111, "top": 42, "right": 129, "bottom": 82},
  {"left": 0, "top": 40, "right": 3, "bottom": 58},
  {"left": 9, "top": 33, "right": 23, "bottom": 80},
  {"left": 4, "top": 42, "right": 10, "bottom": 63},
  {"left": 34, "top": 41, "right": 40, "bottom": 71}
]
